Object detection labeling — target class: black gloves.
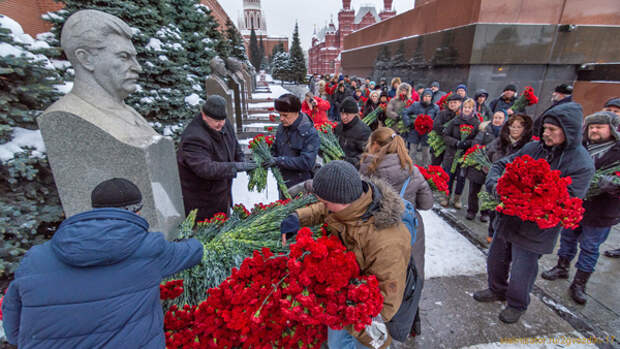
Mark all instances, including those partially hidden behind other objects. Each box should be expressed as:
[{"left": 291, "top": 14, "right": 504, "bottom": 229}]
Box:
[
  {"left": 262, "top": 157, "right": 279, "bottom": 168},
  {"left": 288, "top": 179, "right": 313, "bottom": 197},
  {"left": 280, "top": 213, "right": 300, "bottom": 246},
  {"left": 599, "top": 175, "right": 620, "bottom": 196},
  {"left": 234, "top": 161, "right": 258, "bottom": 172},
  {"left": 456, "top": 140, "right": 469, "bottom": 149}
]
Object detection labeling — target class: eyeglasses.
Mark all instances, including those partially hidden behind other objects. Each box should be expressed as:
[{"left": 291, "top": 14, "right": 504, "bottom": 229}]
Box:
[{"left": 509, "top": 124, "right": 524, "bottom": 129}]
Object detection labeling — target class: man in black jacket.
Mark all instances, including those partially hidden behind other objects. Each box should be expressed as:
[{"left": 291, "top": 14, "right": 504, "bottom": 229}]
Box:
[
  {"left": 541, "top": 111, "right": 620, "bottom": 304},
  {"left": 268, "top": 94, "right": 320, "bottom": 189},
  {"left": 177, "top": 95, "right": 256, "bottom": 221},
  {"left": 533, "top": 83, "right": 575, "bottom": 135},
  {"left": 489, "top": 84, "right": 519, "bottom": 114},
  {"left": 431, "top": 94, "right": 463, "bottom": 166},
  {"left": 474, "top": 103, "right": 594, "bottom": 324},
  {"left": 334, "top": 97, "right": 371, "bottom": 168}
]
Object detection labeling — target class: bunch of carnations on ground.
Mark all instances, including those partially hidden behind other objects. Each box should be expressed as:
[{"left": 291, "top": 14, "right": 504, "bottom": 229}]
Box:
[
  {"left": 248, "top": 134, "right": 291, "bottom": 199},
  {"left": 361, "top": 103, "right": 387, "bottom": 126},
  {"left": 481, "top": 155, "right": 584, "bottom": 229},
  {"left": 415, "top": 164, "right": 450, "bottom": 196},
  {"left": 509, "top": 86, "right": 539, "bottom": 112},
  {"left": 413, "top": 114, "right": 434, "bottom": 135},
  {"left": 460, "top": 144, "right": 491, "bottom": 171},
  {"left": 585, "top": 161, "right": 620, "bottom": 199},
  {"left": 450, "top": 124, "right": 475, "bottom": 173},
  {"left": 315, "top": 121, "right": 345, "bottom": 163},
  {"left": 163, "top": 227, "right": 383, "bottom": 348}
]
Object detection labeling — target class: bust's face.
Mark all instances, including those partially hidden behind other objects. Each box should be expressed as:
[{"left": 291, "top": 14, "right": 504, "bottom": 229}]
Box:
[{"left": 91, "top": 35, "right": 142, "bottom": 100}]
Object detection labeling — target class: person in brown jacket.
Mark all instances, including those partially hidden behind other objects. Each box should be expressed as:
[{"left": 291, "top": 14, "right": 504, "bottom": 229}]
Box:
[{"left": 280, "top": 160, "right": 412, "bottom": 348}]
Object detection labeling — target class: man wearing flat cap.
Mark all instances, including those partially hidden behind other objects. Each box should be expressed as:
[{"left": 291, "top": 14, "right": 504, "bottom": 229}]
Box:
[{"left": 177, "top": 95, "right": 257, "bottom": 221}]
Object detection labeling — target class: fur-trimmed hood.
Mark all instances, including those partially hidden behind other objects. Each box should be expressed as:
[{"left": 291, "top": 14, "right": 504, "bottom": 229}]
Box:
[{"left": 361, "top": 176, "right": 404, "bottom": 230}]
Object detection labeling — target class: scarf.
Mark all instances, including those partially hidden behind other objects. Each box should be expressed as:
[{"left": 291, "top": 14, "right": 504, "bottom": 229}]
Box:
[
  {"left": 587, "top": 140, "right": 615, "bottom": 161},
  {"left": 491, "top": 125, "right": 501, "bottom": 137}
]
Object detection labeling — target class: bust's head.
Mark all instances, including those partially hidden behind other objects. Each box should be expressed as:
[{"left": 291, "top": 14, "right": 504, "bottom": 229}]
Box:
[
  {"left": 61, "top": 10, "right": 142, "bottom": 101},
  {"left": 210, "top": 56, "right": 228, "bottom": 77}
]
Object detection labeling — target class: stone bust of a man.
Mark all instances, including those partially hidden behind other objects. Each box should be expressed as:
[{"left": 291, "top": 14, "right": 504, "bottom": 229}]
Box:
[{"left": 43, "top": 9, "right": 158, "bottom": 145}]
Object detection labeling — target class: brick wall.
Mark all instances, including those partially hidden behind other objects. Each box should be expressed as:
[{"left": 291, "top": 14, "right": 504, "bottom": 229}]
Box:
[
  {"left": 0, "top": 0, "right": 57, "bottom": 36},
  {"left": 200, "top": 0, "right": 233, "bottom": 32}
]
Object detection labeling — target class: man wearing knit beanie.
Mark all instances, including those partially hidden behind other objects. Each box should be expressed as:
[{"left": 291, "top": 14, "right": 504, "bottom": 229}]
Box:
[
  {"left": 533, "top": 83, "right": 576, "bottom": 136},
  {"left": 334, "top": 97, "right": 371, "bottom": 169},
  {"left": 490, "top": 84, "right": 521, "bottom": 115},
  {"left": 280, "top": 160, "right": 415, "bottom": 348},
  {"left": 603, "top": 97, "right": 620, "bottom": 118}
]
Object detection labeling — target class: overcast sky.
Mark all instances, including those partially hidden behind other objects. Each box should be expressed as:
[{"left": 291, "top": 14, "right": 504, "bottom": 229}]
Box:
[{"left": 219, "top": 0, "right": 415, "bottom": 51}]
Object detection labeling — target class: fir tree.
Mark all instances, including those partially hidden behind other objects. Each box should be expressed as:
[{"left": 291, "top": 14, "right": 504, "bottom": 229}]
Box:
[
  {"left": 259, "top": 36, "right": 265, "bottom": 64},
  {"left": 225, "top": 18, "right": 247, "bottom": 61},
  {"left": 249, "top": 27, "right": 261, "bottom": 70},
  {"left": 271, "top": 51, "right": 291, "bottom": 82},
  {"left": 288, "top": 22, "right": 306, "bottom": 83}
]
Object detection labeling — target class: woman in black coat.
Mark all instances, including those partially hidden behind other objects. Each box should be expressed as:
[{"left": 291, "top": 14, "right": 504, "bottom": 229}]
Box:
[
  {"left": 484, "top": 113, "right": 533, "bottom": 241},
  {"left": 363, "top": 90, "right": 383, "bottom": 131}
]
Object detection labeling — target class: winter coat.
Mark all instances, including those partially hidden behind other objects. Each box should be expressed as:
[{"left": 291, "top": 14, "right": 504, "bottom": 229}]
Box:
[
  {"left": 486, "top": 103, "right": 595, "bottom": 254},
  {"left": 581, "top": 140, "right": 620, "bottom": 227},
  {"left": 489, "top": 95, "right": 519, "bottom": 113},
  {"left": 486, "top": 114, "right": 534, "bottom": 163},
  {"left": 331, "top": 87, "right": 350, "bottom": 113},
  {"left": 465, "top": 122, "right": 501, "bottom": 184},
  {"left": 532, "top": 96, "right": 574, "bottom": 136},
  {"left": 474, "top": 89, "right": 492, "bottom": 121},
  {"left": 271, "top": 113, "right": 320, "bottom": 187},
  {"left": 334, "top": 117, "right": 371, "bottom": 169},
  {"left": 295, "top": 177, "right": 410, "bottom": 348},
  {"left": 386, "top": 97, "right": 407, "bottom": 121},
  {"left": 363, "top": 100, "right": 385, "bottom": 131},
  {"left": 301, "top": 97, "right": 330, "bottom": 125},
  {"left": 177, "top": 113, "right": 244, "bottom": 221},
  {"left": 402, "top": 102, "right": 440, "bottom": 144},
  {"left": 433, "top": 109, "right": 457, "bottom": 133},
  {"left": 1, "top": 208, "right": 203, "bottom": 349},
  {"left": 441, "top": 113, "right": 480, "bottom": 171},
  {"left": 359, "top": 153, "right": 434, "bottom": 281}
]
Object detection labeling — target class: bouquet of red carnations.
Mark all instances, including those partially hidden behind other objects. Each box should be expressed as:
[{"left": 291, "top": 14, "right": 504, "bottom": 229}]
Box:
[
  {"left": 164, "top": 228, "right": 384, "bottom": 348},
  {"left": 450, "top": 124, "right": 475, "bottom": 174},
  {"left": 416, "top": 164, "right": 450, "bottom": 196},
  {"left": 435, "top": 92, "right": 452, "bottom": 111},
  {"left": 509, "top": 86, "right": 539, "bottom": 112},
  {"left": 248, "top": 134, "right": 291, "bottom": 199},
  {"left": 484, "top": 155, "right": 584, "bottom": 229},
  {"left": 460, "top": 144, "right": 492, "bottom": 172},
  {"left": 413, "top": 114, "right": 434, "bottom": 135},
  {"left": 315, "top": 121, "right": 345, "bottom": 163},
  {"left": 361, "top": 103, "right": 387, "bottom": 126}
]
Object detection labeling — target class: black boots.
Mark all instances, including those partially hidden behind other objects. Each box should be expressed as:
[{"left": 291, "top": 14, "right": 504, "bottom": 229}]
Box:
[
  {"left": 569, "top": 270, "right": 592, "bottom": 305},
  {"left": 604, "top": 248, "right": 620, "bottom": 258},
  {"left": 541, "top": 257, "right": 570, "bottom": 280},
  {"left": 499, "top": 307, "right": 525, "bottom": 324},
  {"left": 473, "top": 288, "right": 506, "bottom": 302}
]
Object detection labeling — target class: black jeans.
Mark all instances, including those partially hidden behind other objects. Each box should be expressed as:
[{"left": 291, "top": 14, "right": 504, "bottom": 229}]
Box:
[
  {"left": 487, "top": 234, "right": 541, "bottom": 311},
  {"left": 468, "top": 181, "right": 483, "bottom": 215}
]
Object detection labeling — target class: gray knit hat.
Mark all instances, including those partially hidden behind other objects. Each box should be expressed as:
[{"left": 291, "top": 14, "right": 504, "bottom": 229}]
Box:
[
  {"left": 202, "top": 95, "right": 227, "bottom": 120},
  {"left": 312, "top": 160, "right": 363, "bottom": 204},
  {"left": 583, "top": 111, "right": 620, "bottom": 141}
]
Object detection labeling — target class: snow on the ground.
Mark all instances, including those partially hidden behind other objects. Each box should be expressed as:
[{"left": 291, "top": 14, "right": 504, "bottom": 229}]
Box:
[
  {"left": 232, "top": 170, "right": 280, "bottom": 209},
  {"left": 0, "top": 127, "right": 45, "bottom": 162},
  {"left": 422, "top": 209, "right": 487, "bottom": 279},
  {"left": 252, "top": 84, "right": 289, "bottom": 100},
  {"left": 460, "top": 331, "right": 599, "bottom": 348},
  {"left": 242, "top": 122, "right": 278, "bottom": 128}
]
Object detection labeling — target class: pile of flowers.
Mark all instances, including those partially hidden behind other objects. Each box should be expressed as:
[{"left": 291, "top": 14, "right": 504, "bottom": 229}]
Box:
[
  {"left": 416, "top": 165, "right": 450, "bottom": 195},
  {"left": 413, "top": 114, "right": 434, "bottom": 135},
  {"left": 160, "top": 280, "right": 185, "bottom": 301},
  {"left": 510, "top": 86, "right": 539, "bottom": 112},
  {"left": 585, "top": 162, "right": 620, "bottom": 199},
  {"left": 460, "top": 144, "right": 491, "bottom": 171},
  {"left": 481, "top": 155, "right": 584, "bottom": 229},
  {"left": 163, "top": 228, "right": 383, "bottom": 348},
  {"left": 315, "top": 121, "right": 345, "bottom": 163},
  {"left": 450, "top": 124, "right": 475, "bottom": 173},
  {"left": 197, "top": 212, "right": 228, "bottom": 226},
  {"left": 361, "top": 103, "right": 387, "bottom": 126},
  {"left": 232, "top": 204, "right": 251, "bottom": 219},
  {"left": 248, "top": 134, "right": 290, "bottom": 199}
]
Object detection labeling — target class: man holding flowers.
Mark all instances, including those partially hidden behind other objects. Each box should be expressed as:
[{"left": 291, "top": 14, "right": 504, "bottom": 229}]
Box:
[{"left": 474, "top": 102, "right": 594, "bottom": 324}]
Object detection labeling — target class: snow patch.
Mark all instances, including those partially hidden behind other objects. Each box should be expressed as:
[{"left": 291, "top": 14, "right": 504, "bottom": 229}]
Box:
[
  {"left": 461, "top": 331, "right": 599, "bottom": 348},
  {"left": 141, "top": 97, "right": 155, "bottom": 104},
  {"left": 158, "top": 55, "right": 169, "bottom": 62},
  {"left": 146, "top": 38, "right": 163, "bottom": 51},
  {"left": 51, "top": 59, "right": 71, "bottom": 70},
  {"left": 54, "top": 81, "right": 73, "bottom": 94},
  {"left": 185, "top": 93, "right": 202, "bottom": 106},
  {"left": 422, "top": 209, "right": 487, "bottom": 279},
  {"left": 0, "top": 128, "right": 46, "bottom": 162},
  {"left": 232, "top": 170, "right": 280, "bottom": 209},
  {"left": 163, "top": 124, "right": 182, "bottom": 136}
]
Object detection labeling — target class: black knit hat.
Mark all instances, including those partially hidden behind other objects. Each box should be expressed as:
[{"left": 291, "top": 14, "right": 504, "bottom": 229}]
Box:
[
  {"left": 274, "top": 93, "right": 302, "bottom": 113},
  {"left": 340, "top": 97, "right": 359, "bottom": 113},
  {"left": 542, "top": 115, "right": 561, "bottom": 128},
  {"left": 554, "top": 84, "right": 573, "bottom": 94},
  {"left": 312, "top": 160, "right": 363, "bottom": 204},
  {"left": 447, "top": 93, "right": 463, "bottom": 102},
  {"left": 503, "top": 84, "right": 517, "bottom": 92},
  {"left": 431, "top": 81, "right": 440, "bottom": 88},
  {"left": 380, "top": 91, "right": 389, "bottom": 98},
  {"left": 604, "top": 97, "right": 620, "bottom": 108},
  {"left": 91, "top": 178, "right": 142, "bottom": 208},
  {"left": 421, "top": 88, "right": 433, "bottom": 98},
  {"left": 202, "top": 95, "right": 227, "bottom": 120}
]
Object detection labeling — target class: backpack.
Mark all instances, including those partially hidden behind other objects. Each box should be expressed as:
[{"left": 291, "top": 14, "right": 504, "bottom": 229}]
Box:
[{"left": 399, "top": 176, "right": 418, "bottom": 246}]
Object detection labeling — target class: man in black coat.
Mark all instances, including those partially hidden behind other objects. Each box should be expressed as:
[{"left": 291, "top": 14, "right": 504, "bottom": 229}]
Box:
[
  {"left": 489, "top": 84, "right": 520, "bottom": 115},
  {"left": 431, "top": 94, "right": 463, "bottom": 166},
  {"left": 334, "top": 97, "right": 371, "bottom": 169},
  {"left": 474, "top": 102, "right": 594, "bottom": 324},
  {"left": 541, "top": 111, "right": 620, "bottom": 304},
  {"left": 267, "top": 94, "right": 320, "bottom": 189},
  {"left": 533, "top": 83, "right": 575, "bottom": 136},
  {"left": 177, "top": 95, "right": 256, "bottom": 221}
]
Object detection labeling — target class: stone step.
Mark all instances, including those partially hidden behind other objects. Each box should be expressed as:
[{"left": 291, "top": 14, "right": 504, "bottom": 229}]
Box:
[
  {"left": 242, "top": 122, "right": 278, "bottom": 133},
  {"left": 248, "top": 98, "right": 274, "bottom": 104},
  {"left": 245, "top": 113, "right": 274, "bottom": 122}
]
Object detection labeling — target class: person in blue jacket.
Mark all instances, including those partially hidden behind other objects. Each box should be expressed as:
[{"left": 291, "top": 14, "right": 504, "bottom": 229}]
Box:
[
  {"left": 266, "top": 93, "right": 320, "bottom": 190},
  {"left": 403, "top": 89, "right": 440, "bottom": 166},
  {"left": 2, "top": 178, "right": 204, "bottom": 349}
]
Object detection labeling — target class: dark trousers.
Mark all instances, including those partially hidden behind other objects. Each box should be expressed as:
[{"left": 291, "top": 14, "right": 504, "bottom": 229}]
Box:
[
  {"left": 443, "top": 163, "right": 466, "bottom": 196},
  {"left": 488, "top": 211, "right": 496, "bottom": 238},
  {"left": 467, "top": 181, "right": 490, "bottom": 216},
  {"left": 487, "top": 234, "right": 541, "bottom": 311},
  {"left": 557, "top": 225, "right": 611, "bottom": 273},
  {"left": 431, "top": 152, "right": 443, "bottom": 166}
]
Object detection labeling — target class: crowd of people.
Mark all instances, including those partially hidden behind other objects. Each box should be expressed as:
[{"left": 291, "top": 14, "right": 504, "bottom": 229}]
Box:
[{"left": 3, "top": 71, "right": 619, "bottom": 348}]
